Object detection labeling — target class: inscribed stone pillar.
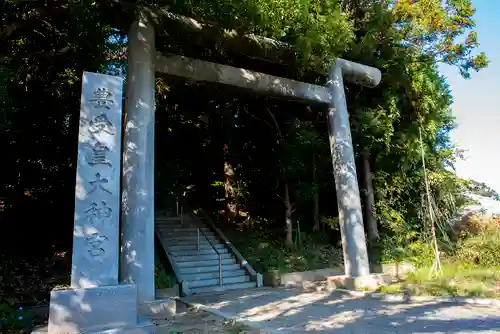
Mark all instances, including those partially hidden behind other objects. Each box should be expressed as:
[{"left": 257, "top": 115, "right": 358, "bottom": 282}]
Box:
[
  {"left": 48, "top": 72, "right": 154, "bottom": 333},
  {"left": 71, "top": 71, "right": 123, "bottom": 288},
  {"left": 121, "top": 10, "right": 156, "bottom": 303},
  {"left": 326, "top": 65, "right": 370, "bottom": 278}
]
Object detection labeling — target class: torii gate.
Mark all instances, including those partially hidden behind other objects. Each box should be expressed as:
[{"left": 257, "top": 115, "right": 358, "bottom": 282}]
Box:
[
  {"left": 122, "top": 8, "right": 381, "bottom": 304},
  {"left": 48, "top": 7, "right": 382, "bottom": 334}
]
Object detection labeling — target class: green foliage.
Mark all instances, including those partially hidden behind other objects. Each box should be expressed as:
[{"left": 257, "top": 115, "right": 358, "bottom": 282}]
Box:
[
  {"left": 0, "top": 253, "right": 69, "bottom": 304},
  {"left": 231, "top": 220, "right": 342, "bottom": 274},
  {"left": 320, "top": 216, "right": 340, "bottom": 231},
  {"left": 378, "top": 237, "right": 435, "bottom": 268},
  {"left": 162, "top": 0, "right": 354, "bottom": 72},
  {"left": 155, "top": 254, "right": 175, "bottom": 289},
  {"left": 155, "top": 264, "right": 175, "bottom": 289},
  {"left": 379, "top": 262, "right": 500, "bottom": 298},
  {"left": 0, "top": 302, "right": 35, "bottom": 333},
  {"left": 0, "top": 0, "right": 493, "bottom": 306},
  {"left": 456, "top": 228, "right": 500, "bottom": 267},
  {"left": 378, "top": 221, "right": 500, "bottom": 298}
]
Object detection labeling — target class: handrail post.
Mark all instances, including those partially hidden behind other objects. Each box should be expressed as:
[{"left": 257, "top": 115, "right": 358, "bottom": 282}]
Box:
[
  {"left": 180, "top": 206, "right": 184, "bottom": 225},
  {"left": 176, "top": 197, "right": 179, "bottom": 216},
  {"left": 194, "top": 216, "right": 224, "bottom": 288},
  {"left": 219, "top": 253, "right": 223, "bottom": 287},
  {"left": 197, "top": 227, "right": 200, "bottom": 252}
]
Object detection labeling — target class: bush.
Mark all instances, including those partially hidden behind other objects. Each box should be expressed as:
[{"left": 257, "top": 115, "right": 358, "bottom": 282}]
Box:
[
  {"left": 453, "top": 214, "right": 500, "bottom": 240},
  {"left": 154, "top": 254, "right": 175, "bottom": 289},
  {"left": 378, "top": 237, "right": 435, "bottom": 268},
  {"left": 379, "top": 262, "right": 500, "bottom": 298},
  {"left": 230, "top": 221, "right": 343, "bottom": 274},
  {"left": 456, "top": 228, "right": 500, "bottom": 267}
]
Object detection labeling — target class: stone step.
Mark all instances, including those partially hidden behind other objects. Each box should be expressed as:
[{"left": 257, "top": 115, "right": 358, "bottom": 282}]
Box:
[
  {"left": 190, "top": 281, "right": 257, "bottom": 294},
  {"left": 156, "top": 227, "right": 211, "bottom": 234},
  {"left": 163, "top": 236, "right": 219, "bottom": 244},
  {"left": 155, "top": 217, "right": 197, "bottom": 223},
  {"left": 164, "top": 239, "right": 221, "bottom": 248},
  {"left": 182, "top": 269, "right": 247, "bottom": 281},
  {"left": 169, "top": 247, "right": 229, "bottom": 257},
  {"left": 162, "top": 233, "right": 218, "bottom": 241},
  {"left": 155, "top": 217, "right": 182, "bottom": 221},
  {"left": 159, "top": 229, "right": 215, "bottom": 236},
  {"left": 176, "top": 258, "right": 236, "bottom": 268},
  {"left": 156, "top": 225, "right": 205, "bottom": 231},
  {"left": 162, "top": 235, "right": 218, "bottom": 241},
  {"left": 156, "top": 219, "right": 200, "bottom": 225},
  {"left": 188, "top": 274, "right": 250, "bottom": 288},
  {"left": 173, "top": 252, "right": 233, "bottom": 262},
  {"left": 179, "top": 263, "right": 241, "bottom": 275},
  {"left": 168, "top": 243, "right": 226, "bottom": 252}
]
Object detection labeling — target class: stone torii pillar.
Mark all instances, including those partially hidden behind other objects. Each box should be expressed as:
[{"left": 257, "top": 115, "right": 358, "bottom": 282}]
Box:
[
  {"left": 120, "top": 9, "right": 156, "bottom": 303},
  {"left": 326, "top": 59, "right": 381, "bottom": 280}
]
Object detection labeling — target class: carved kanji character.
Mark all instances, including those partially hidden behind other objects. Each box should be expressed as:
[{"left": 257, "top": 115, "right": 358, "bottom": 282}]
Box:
[
  {"left": 88, "top": 173, "right": 112, "bottom": 194},
  {"left": 88, "top": 141, "right": 112, "bottom": 167},
  {"left": 88, "top": 113, "right": 115, "bottom": 136},
  {"left": 89, "top": 87, "right": 114, "bottom": 109}
]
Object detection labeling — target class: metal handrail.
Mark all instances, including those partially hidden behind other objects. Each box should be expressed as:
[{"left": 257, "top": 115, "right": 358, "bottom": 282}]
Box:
[{"left": 197, "top": 227, "right": 223, "bottom": 287}]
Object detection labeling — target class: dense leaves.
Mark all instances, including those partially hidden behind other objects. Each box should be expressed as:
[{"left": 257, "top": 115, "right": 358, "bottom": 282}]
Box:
[{"left": 0, "top": 0, "right": 490, "bottom": 301}]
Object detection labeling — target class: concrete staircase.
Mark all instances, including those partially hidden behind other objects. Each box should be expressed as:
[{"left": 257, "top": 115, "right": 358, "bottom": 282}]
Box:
[{"left": 155, "top": 213, "right": 262, "bottom": 295}]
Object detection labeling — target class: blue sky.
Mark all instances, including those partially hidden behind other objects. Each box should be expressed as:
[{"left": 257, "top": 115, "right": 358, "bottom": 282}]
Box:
[{"left": 442, "top": 0, "right": 500, "bottom": 191}]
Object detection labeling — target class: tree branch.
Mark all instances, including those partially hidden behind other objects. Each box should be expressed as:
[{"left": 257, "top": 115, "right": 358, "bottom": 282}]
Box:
[
  {"left": 265, "top": 107, "right": 282, "bottom": 140},
  {"left": 243, "top": 107, "right": 274, "bottom": 132},
  {"left": 0, "top": 6, "right": 62, "bottom": 41}
]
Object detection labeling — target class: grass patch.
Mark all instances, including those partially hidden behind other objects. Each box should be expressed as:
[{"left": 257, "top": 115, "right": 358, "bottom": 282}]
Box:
[
  {"left": 379, "top": 262, "right": 500, "bottom": 298},
  {"left": 226, "top": 223, "right": 343, "bottom": 274}
]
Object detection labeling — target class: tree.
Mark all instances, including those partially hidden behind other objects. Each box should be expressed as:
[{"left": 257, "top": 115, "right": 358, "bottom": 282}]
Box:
[{"left": 0, "top": 0, "right": 489, "bottom": 276}]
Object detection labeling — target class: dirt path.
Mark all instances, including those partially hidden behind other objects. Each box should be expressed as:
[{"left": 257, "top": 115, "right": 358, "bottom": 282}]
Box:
[{"left": 183, "top": 287, "right": 500, "bottom": 333}]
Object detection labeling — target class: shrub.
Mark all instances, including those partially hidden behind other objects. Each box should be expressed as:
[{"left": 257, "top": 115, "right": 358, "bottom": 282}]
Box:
[
  {"left": 231, "top": 221, "right": 343, "bottom": 274},
  {"left": 456, "top": 228, "right": 500, "bottom": 267},
  {"left": 452, "top": 214, "right": 500, "bottom": 240},
  {"left": 378, "top": 236, "right": 435, "bottom": 268}
]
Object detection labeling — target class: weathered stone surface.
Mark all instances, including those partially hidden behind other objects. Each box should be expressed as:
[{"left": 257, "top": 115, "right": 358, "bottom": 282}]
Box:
[
  {"left": 326, "top": 274, "right": 391, "bottom": 291},
  {"left": 327, "top": 64, "right": 370, "bottom": 278},
  {"left": 71, "top": 71, "right": 124, "bottom": 289},
  {"left": 155, "top": 284, "right": 179, "bottom": 299},
  {"left": 280, "top": 268, "right": 344, "bottom": 287},
  {"left": 139, "top": 299, "right": 176, "bottom": 320},
  {"left": 121, "top": 13, "right": 156, "bottom": 304},
  {"left": 48, "top": 284, "right": 137, "bottom": 333},
  {"left": 374, "top": 262, "right": 416, "bottom": 279},
  {"left": 155, "top": 53, "right": 331, "bottom": 104},
  {"left": 277, "top": 264, "right": 414, "bottom": 289}
]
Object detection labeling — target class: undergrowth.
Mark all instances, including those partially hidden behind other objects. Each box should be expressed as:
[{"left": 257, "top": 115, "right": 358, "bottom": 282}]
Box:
[
  {"left": 378, "top": 215, "right": 500, "bottom": 298},
  {"left": 379, "top": 262, "right": 500, "bottom": 298},
  {"left": 155, "top": 253, "right": 176, "bottom": 289},
  {"left": 227, "top": 218, "right": 343, "bottom": 274}
]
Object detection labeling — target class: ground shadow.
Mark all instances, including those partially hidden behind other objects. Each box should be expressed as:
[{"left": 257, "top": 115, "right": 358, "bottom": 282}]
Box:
[{"left": 183, "top": 286, "right": 500, "bottom": 333}]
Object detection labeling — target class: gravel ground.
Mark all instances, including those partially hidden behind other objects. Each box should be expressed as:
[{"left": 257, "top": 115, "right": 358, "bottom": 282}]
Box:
[
  {"left": 182, "top": 287, "right": 500, "bottom": 333},
  {"left": 155, "top": 307, "right": 262, "bottom": 333}
]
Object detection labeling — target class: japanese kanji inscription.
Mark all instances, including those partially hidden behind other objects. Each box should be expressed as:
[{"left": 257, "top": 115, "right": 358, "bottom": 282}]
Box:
[{"left": 70, "top": 71, "right": 123, "bottom": 288}]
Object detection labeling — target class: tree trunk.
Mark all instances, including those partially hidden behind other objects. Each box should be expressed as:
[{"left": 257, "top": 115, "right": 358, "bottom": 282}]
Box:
[
  {"left": 362, "top": 151, "right": 379, "bottom": 241},
  {"left": 223, "top": 143, "right": 237, "bottom": 218},
  {"left": 312, "top": 149, "right": 320, "bottom": 231},
  {"left": 223, "top": 109, "right": 237, "bottom": 219},
  {"left": 284, "top": 183, "right": 293, "bottom": 247}
]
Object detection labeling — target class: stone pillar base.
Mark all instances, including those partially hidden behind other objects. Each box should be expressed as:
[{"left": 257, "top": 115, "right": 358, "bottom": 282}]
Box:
[
  {"left": 327, "top": 274, "right": 391, "bottom": 291},
  {"left": 48, "top": 284, "right": 155, "bottom": 333}
]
